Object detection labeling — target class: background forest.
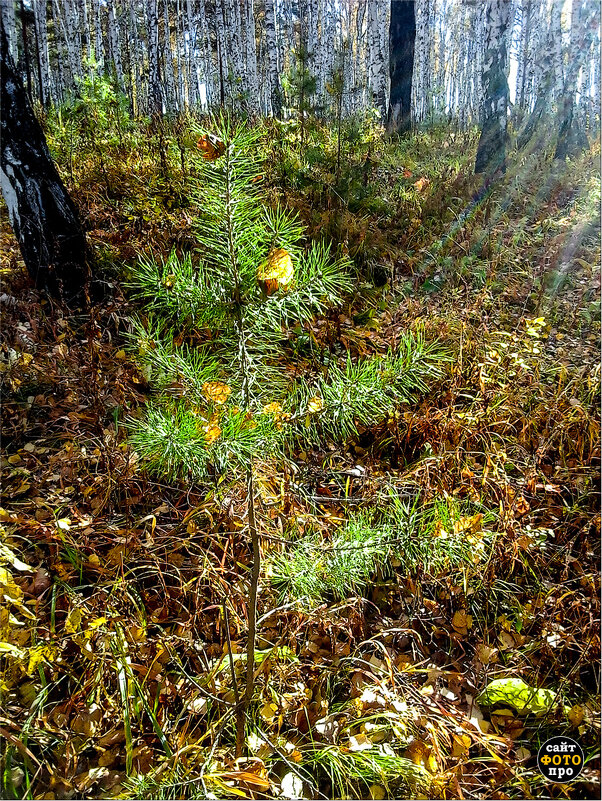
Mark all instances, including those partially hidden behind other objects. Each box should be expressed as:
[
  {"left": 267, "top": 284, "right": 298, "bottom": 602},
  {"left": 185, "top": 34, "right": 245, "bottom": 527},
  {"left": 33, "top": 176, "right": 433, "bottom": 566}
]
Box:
[
  {"left": 1, "top": 0, "right": 600, "bottom": 134},
  {"left": 0, "top": 1, "right": 600, "bottom": 800}
]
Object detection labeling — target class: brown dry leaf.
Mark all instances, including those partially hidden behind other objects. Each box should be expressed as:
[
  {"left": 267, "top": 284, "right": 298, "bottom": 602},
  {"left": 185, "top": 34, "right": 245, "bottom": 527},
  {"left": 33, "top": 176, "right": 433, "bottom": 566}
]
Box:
[
  {"left": 222, "top": 770, "right": 271, "bottom": 792},
  {"left": 196, "top": 134, "right": 225, "bottom": 160},
  {"left": 452, "top": 610, "right": 472, "bottom": 635},
  {"left": 71, "top": 705, "right": 102, "bottom": 737},
  {"left": 490, "top": 709, "right": 524, "bottom": 739},
  {"left": 257, "top": 248, "right": 294, "bottom": 294},
  {"left": 498, "top": 630, "right": 516, "bottom": 650},
  {"left": 514, "top": 496, "right": 530, "bottom": 516},
  {"left": 349, "top": 733, "right": 373, "bottom": 752},
  {"left": 474, "top": 642, "right": 498, "bottom": 665}
]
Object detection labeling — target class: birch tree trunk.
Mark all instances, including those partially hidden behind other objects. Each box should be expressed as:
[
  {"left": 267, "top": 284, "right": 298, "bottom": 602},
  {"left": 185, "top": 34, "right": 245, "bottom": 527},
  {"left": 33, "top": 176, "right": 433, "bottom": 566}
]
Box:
[
  {"left": 52, "top": 0, "right": 81, "bottom": 89},
  {"left": 243, "top": 0, "right": 259, "bottom": 114},
  {"left": 126, "top": 1, "right": 141, "bottom": 113},
  {"left": 1, "top": 18, "right": 88, "bottom": 298},
  {"left": 0, "top": 0, "right": 17, "bottom": 63},
  {"left": 161, "top": 0, "right": 177, "bottom": 112},
  {"left": 354, "top": 0, "right": 367, "bottom": 111},
  {"left": 265, "top": 0, "right": 281, "bottom": 115},
  {"left": 92, "top": 0, "right": 104, "bottom": 71},
  {"left": 555, "top": 0, "right": 599, "bottom": 158},
  {"left": 517, "top": 1, "right": 558, "bottom": 149},
  {"left": 367, "top": 0, "right": 389, "bottom": 122},
  {"left": 551, "top": 0, "right": 564, "bottom": 103},
  {"left": 79, "top": 0, "right": 91, "bottom": 64},
  {"left": 215, "top": 0, "right": 227, "bottom": 105},
  {"left": 474, "top": 0, "right": 511, "bottom": 175},
  {"left": 388, "top": 0, "right": 415, "bottom": 132},
  {"left": 198, "top": 0, "right": 213, "bottom": 108},
  {"left": 184, "top": 0, "right": 199, "bottom": 108},
  {"left": 107, "top": 0, "right": 124, "bottom": 91},
  {"left": 412, "top": 0, "right": 429, "bottom": 122},
  {"left": 146, "top": 0, "right": 162, "bottom": 116},
  {"left": 33, "top": 0, "right": 52, "bottom": 107}
]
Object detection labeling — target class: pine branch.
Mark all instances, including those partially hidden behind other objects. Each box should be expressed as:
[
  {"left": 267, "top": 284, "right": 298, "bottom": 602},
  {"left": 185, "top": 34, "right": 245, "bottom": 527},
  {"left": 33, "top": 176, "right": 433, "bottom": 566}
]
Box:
[{"left": 285, "top": 331, "right": 447, "bottom": 445}]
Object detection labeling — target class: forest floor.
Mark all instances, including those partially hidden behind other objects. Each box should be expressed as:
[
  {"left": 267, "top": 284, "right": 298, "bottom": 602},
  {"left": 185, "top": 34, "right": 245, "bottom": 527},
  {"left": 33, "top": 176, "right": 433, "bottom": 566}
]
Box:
[{"left": 0, "top": 118, "right": 600, "bottom": 800}]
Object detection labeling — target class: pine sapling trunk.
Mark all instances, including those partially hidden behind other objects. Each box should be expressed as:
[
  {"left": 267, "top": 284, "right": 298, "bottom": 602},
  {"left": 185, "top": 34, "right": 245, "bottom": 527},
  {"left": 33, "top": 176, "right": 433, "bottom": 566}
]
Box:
[{"left": 221, "top": 142, "right": 261, "bottom": 756}]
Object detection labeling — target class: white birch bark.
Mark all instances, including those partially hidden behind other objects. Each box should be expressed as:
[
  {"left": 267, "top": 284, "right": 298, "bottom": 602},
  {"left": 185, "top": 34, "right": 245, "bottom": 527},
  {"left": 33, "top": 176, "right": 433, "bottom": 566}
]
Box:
[
  {"left": 223, "top": 0, "right": 245, "bottom": 94},
  {"left": 215, "top": 0, "right": 228, "bottom": 104},
  {"left": 550, "top": 0, "right": 564, "bottom": 103},
  {"left": 92, "top": 0, "right": 104, "bottom": 71},
  {"left": 33, "top": 0, "right": 53, "bottom": 106},
  {"left": 127, "top": 1, "right": 142, "bottom": 114},
  {"left": 366, "top": 0, "right": 389, "bottom": 122},
  {"left": 107, "top": 0, "right": 124, "bottom": 90},
  {"left": 243, "top": 0, "right": 259, "bottom": 113},
  {"left": 474, "top": 0, "right": 512, "bottom": 173},
  {"left": 54, "top": 0, "right": 82, "bottom": 87},
  {"left": 174, "top": 0, "right": 186, "bottom": 108},
  {"left": 0, "top": 0, "right": 18, "bottom": 64},
  {"left": 412, "top": 0, "right": 429, "bottom": 122},
  {"left": 184, "top": 0, "right": 199, "bottom": 107},
  {"left": 78, "top": 0, "right": 91, "bottom": 64},
  {"left": 265, "top": 0, "right": 280, "bottom": 114},
  {"left": 198, "top": 0, "right": 213, "bottom": 108},
  {"left": 161, "top": 0, "right": 177, "bottom": 112},
  {"left": 146, "top": 0, "right": 162, "bottom": 115}
]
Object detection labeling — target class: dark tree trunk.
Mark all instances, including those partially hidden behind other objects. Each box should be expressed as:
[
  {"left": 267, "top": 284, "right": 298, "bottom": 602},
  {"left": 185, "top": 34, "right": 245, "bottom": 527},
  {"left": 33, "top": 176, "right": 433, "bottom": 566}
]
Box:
[
  {"left": 388, "top": 0, "right": 415, "bottom": 133},
  {"left": 475, "top": 0, "right": 511, "bottom": 175},
  {"left": 1, "top": 18, "right": 89, "bottom": 299}
]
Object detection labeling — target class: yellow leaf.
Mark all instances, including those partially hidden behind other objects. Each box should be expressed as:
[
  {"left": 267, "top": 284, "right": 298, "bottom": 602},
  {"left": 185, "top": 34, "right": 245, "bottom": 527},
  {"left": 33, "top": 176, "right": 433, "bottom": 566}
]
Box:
[
  {"left": 204, "top": 420, "right": 222, "bottom": 445},
  {"left": 0, "top": 641, "right": 26, "bottom": 659},
  {"left": 65, "top": 607, "right": 82, "bottom": 634},
  {"left": 451, "top": 733, "right": 471, "bottom": 757},
  {"left": 115, "top": 349, "right": 126, "bottom": 360},
  {"left": 260, "top": 702, "right": 279, "bottom": 723},
  {"left": 0, "top": 543, "right": 33, "bottom": 572},
  {"left": 307, "top": 396, "right": 323, "bottom": 414},
  {"left": 413, "top": 177, "right": 430, "bottom": 191},
  {"left": 453, "top": 513, "right": 483, "bottom": 535},
  {"left": 202, "top": 381, "right": 231, "bottom": 405},
  {"left": 568, "top": 704, "right": 584, "bottom": 727},
  {"left": 27, "top": 644, "right": 55, "bottom": 675},
  {"left": 257, "top": 248, "right": 294, "bottom": 294}
]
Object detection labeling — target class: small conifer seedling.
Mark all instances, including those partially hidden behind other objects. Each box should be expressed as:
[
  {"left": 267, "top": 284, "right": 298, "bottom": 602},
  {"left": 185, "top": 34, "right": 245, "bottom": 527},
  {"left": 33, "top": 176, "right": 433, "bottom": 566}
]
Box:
[{"left": 126, "top": 117, "right": 444, "bottom": 752}]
